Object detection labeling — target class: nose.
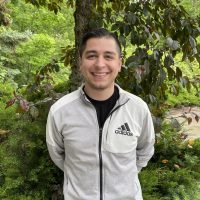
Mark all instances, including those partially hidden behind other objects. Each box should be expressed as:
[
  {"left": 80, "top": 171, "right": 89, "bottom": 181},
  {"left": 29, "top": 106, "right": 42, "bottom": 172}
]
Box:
[{"left": 95, "top": 56, "right": 106, "bottom": 68}]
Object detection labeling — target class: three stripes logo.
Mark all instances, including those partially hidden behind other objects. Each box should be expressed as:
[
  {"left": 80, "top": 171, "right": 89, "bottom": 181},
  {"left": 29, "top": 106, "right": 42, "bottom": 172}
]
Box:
[{"left": 115, "top": 122, "right": 133, "bottom": 136}]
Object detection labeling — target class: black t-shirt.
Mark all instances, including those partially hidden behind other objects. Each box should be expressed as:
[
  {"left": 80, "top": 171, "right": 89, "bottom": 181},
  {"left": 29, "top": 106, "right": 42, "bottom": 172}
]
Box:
[{"left": 85, "top": 86, "right": 119, "bottom": 128}]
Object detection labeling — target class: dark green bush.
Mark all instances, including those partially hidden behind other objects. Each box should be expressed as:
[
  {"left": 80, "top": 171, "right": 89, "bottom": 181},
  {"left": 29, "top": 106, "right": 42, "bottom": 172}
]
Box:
[
  {"left": 140, "top": 123, "right": 200, "bottom": 200},
  {"left": 0, "top": 103, "right": 63, "bottom": 200}
]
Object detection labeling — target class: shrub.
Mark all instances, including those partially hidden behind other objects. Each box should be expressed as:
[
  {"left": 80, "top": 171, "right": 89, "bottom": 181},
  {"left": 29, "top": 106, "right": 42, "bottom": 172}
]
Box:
[
  {"left": 140, "top": 123, "right": 200, "bottom": 200},
  {"left": 0, "top": 103, "right": 63, "bottom": 200}
]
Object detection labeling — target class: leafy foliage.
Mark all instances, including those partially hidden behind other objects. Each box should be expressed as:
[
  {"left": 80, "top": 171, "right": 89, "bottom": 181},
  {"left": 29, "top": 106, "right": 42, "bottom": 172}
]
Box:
[
  {"left": 24, "top": 0, "right": 200, "bottom": 104},
  {"left": 0, "top": 2, "right": 73, "bottom": 198},
  {"left": 8, "top": 0, "right": 74, "bottom": 41},
  {"left": 140, "top": 123, "right": 200, "bottom": 200},
  {"left": 109, "top": 0, "right": 200, "bottom": 105},
  {"left": 0, "top": 28, "right": 31, "bottom": 69},
  {"left": 0, "top": 104, "right": 63, "bottom": 200}
]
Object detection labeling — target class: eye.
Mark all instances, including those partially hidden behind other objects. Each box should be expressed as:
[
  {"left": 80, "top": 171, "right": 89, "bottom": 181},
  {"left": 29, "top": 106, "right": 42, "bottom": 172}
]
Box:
[
  {"left": 87, "top": 54, "right": 97, "bottom": 59},
  {"left": 105, "top": 54, "right": 114, "bottom": 60}
]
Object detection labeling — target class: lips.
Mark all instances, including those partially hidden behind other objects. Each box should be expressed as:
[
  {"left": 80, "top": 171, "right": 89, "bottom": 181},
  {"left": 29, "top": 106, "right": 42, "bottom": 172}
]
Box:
[{"left": 92, "top": 72, "right": 110, "bottom": 78}]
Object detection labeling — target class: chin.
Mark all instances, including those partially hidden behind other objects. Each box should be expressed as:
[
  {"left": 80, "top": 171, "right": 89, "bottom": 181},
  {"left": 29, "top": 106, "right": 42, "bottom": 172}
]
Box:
[
  {"left": 92, "top": 85, "right": 106, "bottom": 90},
  {"left": 91, "top": 83, "right": 113, "bottom": 91}
]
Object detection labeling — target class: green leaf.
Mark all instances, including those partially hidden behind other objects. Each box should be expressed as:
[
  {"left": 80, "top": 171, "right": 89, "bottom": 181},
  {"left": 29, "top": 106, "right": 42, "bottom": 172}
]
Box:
[
  {"left": 164, "top": 54, "right": 174, "bottom": 68},
  {"left": 175, "top": 67, "right": 182, "bottom": 81},
  {"left": 166, "top": 37, "right": 173, "bottom": 47},
  {"left": 130, "top": 30, "right": 137, "bottom": 45},
  {"left": 143, "top": 60, "right": 150, "bottom": 74},
  {"left": 159, "top": 68, "right": 167, "bottom": 83},
  {"left": 29, "top": 106, "right": 39, "bottom": 119},
  {"left": 166, "top": 37, "right": 180, "bottom": 50},
  {"left": 171, "top": 40, "right": 180, "bottom": 51},
  {"left": 189, "top": 36, "right": 196, "bottom": 48},
  {"left": 125, "top": 55, "right": 139, "bottom": 67},
  {"left": 170, "top": 84, "right": 179, "bottom": 95},
  {"left": 167, "top": 67, "right": 175, "bottom": 80},
  {"left": 180, "top": 76, "right": 191, "bottom": 92},
  {"left": 126, "top": 12, "right": 136, "bottom": 25},
  {"left": 153, "top": 50, "right": 159, "bottom": 60},
  {"left": 135, "top": 68, "right": 142, "bottom": 83},
  {"left": 111, "top": 23, "right": 119, "bottom": 31},
  {"left": 124, "top": 25, "right": 131, "bottom": 36},
  {"left": 153, "top": 32, "right": 160, "bottom": 41},
  {"left": 119, "top": 35, "right": 126, "bottom": 48},
  {"left": 52, "top": 63, "right": 60, "bottom": 72},
  {"left": 149, "top": 94, "right": 157, "bottom": 104}
]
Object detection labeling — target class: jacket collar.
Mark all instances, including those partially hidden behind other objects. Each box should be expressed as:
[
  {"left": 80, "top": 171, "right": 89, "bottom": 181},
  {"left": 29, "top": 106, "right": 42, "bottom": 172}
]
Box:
[{"left": 79, "top": 84, "right": 129, "bottom": 106}]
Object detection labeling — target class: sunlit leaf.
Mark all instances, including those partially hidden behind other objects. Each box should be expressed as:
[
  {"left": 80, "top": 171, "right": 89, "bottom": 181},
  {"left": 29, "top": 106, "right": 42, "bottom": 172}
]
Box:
[
  {"left": 161, "top": 159, "right": 169, "bottom": 164},
  {"left": 174, "top": 164, "right": 180, "bottom": 169},
  {"left": 188, "top": 139, "right": 195, "bottom": 146}
]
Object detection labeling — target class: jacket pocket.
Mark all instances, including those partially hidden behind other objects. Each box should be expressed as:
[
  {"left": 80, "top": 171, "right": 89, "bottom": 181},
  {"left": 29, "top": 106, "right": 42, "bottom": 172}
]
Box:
[
  {"left": 102, "top": 120, "right": 139, "bottom": 153},
  {"left": 102, "top": 104, "right": 142, "bottom": 153}
]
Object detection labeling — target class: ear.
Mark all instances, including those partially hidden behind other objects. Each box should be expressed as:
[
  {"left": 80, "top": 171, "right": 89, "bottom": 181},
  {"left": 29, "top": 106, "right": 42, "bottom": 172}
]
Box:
[
  {"left": 79, "top": 56, "right": 82, "bottom": 71},
  {"left": 118, "top": 57, "right": 122, "bottom": 72}
]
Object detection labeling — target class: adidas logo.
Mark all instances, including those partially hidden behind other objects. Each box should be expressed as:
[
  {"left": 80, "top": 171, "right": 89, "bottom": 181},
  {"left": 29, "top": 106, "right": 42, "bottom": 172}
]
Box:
[{"left": 115, "top": 123, "right": 133, "bottom": 136}]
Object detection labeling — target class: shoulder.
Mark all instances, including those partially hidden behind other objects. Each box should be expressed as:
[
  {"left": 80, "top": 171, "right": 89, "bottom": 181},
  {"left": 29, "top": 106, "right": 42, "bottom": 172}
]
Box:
[
  {"left": 119, "top": 88, "right": 148, "bottom": 108},
  {"left": 50, "top": 89, "right": 81, "bottom": 115}
]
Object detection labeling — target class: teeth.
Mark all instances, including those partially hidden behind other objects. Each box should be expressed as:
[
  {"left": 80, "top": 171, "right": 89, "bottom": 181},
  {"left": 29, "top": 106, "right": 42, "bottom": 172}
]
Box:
[{"left": 93, "top": 72, "right": 108, "bottom": 76}]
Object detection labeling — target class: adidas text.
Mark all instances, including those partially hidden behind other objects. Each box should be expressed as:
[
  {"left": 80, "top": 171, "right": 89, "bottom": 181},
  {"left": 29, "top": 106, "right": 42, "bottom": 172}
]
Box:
[{"left": 115, "top": 130, "right": 133, "bottom": 136}]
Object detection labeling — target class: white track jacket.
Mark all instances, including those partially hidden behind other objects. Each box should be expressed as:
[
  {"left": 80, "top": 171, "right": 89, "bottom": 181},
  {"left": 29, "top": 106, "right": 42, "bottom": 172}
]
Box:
[{"left": 46, "top": 85, "right": 155, "bottom": 200}]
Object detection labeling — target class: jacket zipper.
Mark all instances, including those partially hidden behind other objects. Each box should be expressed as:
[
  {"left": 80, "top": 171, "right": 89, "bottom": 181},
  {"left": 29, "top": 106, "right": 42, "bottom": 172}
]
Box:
[
  {"left": 83, "top": 93, "right": 129, "bottom": 200},
  {"left": 85, "top": 100, "right": 104, "bottom": 200},
  {"left": 99, "top": 128, "right": 103, "bottom": 200},
  {"left": 98, "top": 100, "right": 129, "bottom": 200}
]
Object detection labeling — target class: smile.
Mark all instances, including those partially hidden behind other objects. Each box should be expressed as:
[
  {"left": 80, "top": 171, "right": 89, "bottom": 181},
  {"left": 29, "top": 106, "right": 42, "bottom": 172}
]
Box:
[{"left": 92, "top": 72, "right": 110, "bottom": 77}]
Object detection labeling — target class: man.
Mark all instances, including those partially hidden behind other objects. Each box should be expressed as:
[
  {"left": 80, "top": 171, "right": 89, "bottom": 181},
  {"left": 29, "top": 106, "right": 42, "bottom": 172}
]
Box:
[{"left": 46, "top": 28, "right": 155, "bottom": 200}]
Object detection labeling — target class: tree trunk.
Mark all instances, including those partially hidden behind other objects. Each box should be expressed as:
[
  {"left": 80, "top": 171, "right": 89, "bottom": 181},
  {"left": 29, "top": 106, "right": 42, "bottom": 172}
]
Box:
[{"left": 68, "top": 0, "right": 93, "bottom": 91}]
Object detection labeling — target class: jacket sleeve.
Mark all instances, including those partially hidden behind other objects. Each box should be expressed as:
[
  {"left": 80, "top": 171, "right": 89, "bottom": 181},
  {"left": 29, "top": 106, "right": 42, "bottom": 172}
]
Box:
[
  {"left": 46, "top": 109, "right": 65, "bottom": 171},
  {"left": 136, "top": 107, "right": 155, "bottom": 172}
]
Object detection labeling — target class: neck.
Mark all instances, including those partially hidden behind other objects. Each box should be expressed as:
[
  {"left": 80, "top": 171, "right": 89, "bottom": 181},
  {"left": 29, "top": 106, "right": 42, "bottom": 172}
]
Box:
[{"left": 84, "top": 85, "right": 115, "bottom": 101}]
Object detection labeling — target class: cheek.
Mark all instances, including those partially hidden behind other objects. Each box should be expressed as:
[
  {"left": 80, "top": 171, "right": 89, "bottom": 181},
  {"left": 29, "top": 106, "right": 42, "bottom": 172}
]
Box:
[{"left": 80, "top": 63, "right": 90, "bottom": 76}]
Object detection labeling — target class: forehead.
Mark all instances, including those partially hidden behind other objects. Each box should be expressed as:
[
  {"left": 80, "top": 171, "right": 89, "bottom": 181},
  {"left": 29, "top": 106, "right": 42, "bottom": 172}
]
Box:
[{"left": 83, "top": 37, "right": 119, "bottom": 54}]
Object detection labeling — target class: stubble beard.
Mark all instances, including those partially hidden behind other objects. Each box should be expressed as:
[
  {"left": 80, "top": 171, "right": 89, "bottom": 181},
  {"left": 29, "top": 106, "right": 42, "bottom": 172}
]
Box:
[{"left": 86, "top": 80, "right": 115, "bottom": 92}]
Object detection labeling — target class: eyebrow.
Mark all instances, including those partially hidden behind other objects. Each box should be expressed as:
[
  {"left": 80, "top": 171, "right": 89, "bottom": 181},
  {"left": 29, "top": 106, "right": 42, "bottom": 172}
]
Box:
[{"left": 84, "top": 50, "right": 117, "bottom": 55}]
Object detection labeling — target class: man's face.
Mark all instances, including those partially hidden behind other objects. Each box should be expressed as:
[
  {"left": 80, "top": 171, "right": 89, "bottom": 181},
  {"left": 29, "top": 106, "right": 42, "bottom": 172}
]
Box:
[{"left": 80, "top": 37, "right": 122, "bottom": 93}]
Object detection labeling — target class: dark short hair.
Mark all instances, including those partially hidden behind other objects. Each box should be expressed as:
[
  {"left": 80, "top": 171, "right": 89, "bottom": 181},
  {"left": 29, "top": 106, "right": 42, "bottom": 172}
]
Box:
[{"left": 79, "top": 28, "right": 122, "bottom": 57}]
